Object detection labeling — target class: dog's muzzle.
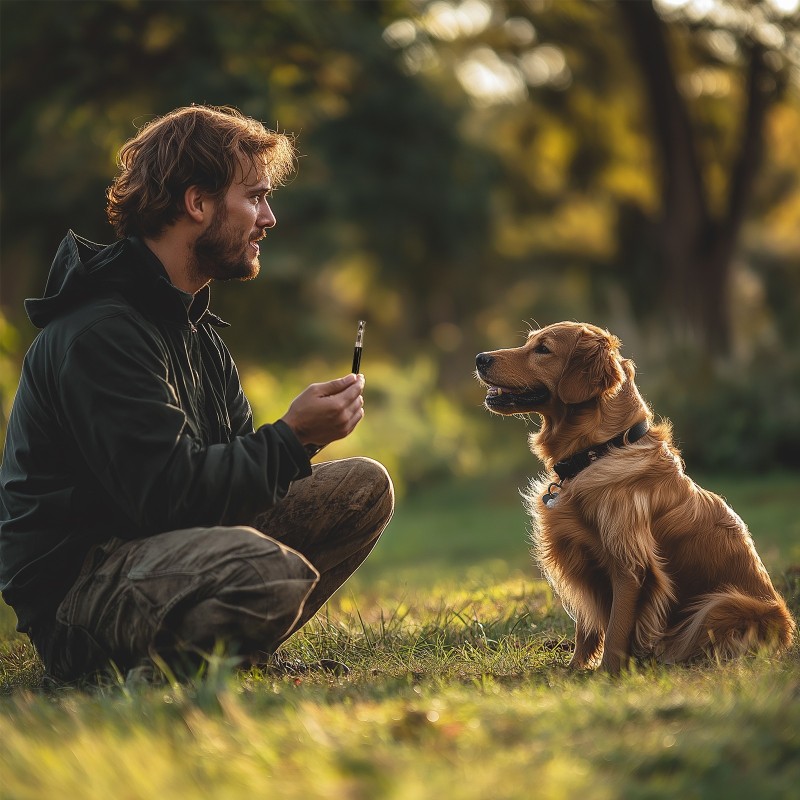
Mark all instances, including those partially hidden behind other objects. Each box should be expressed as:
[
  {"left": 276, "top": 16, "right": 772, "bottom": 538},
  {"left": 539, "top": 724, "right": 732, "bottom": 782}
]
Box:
[{"left": 476, "top": 352, "right": 550, "bottom": 413}]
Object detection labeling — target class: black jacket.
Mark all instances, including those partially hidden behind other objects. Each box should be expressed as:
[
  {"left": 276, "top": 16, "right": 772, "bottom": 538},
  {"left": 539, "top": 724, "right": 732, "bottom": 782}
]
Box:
[{"left": 0, "top": 232, "right": 312, "bottom": 632}]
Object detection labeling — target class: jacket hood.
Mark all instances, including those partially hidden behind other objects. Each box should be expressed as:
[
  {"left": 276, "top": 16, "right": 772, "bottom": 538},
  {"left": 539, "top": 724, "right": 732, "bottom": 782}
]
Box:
[
  {"left": 25, "top": 232, "right": 129, "bottom": 328},
  {"left": 25, "top": 231, "right": 227, "bottom": 329}
]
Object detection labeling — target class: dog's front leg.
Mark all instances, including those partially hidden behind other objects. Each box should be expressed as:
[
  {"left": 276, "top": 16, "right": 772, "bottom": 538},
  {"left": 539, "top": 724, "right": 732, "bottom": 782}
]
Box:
[
  {"left": 600, "top": 564, "right": 641, "bottom": 675},
  {"left": 569, "top": 622, "right": 604, "bottom": 670}
]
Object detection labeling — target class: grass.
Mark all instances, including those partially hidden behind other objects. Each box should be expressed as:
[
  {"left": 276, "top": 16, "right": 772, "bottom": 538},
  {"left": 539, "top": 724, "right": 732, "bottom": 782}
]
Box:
[{"left": 2, "top": 470, "right": 799, "bottom": 799}]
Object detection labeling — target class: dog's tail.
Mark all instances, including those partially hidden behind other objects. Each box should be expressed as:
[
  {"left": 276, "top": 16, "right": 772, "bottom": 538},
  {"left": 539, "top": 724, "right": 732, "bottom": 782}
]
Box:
[{"left": 658, "top": 588, "right": 796, "bottom": 664}]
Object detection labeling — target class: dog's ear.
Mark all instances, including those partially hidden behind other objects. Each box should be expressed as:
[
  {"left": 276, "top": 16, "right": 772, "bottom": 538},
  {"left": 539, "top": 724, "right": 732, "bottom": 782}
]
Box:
[{"left": 557, "top": 327, "right": 625, "bottom": 404}]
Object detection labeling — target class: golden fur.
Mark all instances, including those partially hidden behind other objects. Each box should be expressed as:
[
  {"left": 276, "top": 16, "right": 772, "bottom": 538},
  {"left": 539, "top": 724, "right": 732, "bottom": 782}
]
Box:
[{"left": 476, "top": 321, "right": 795, "bottom": 673}]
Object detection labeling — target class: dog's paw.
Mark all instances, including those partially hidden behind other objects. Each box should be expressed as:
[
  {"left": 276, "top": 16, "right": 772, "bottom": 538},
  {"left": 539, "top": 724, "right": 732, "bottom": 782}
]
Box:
[{"left": 567, "top": 657, "right": 595, "bottom": 671}]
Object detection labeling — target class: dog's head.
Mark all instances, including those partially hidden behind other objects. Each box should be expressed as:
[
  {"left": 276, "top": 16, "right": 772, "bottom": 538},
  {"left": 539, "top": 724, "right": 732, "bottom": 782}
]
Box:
[{"left": 476, "top": 321, "right": 626, "bottom": 416}]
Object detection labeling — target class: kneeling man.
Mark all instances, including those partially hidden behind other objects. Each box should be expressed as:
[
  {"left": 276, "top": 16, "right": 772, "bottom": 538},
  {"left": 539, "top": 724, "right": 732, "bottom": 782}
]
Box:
[{"left": 0, "top": 105, "right": 393, "bottom": 681}]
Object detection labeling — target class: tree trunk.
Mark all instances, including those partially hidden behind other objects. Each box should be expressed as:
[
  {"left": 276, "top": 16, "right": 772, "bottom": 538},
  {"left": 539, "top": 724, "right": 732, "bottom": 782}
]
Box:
[{"left": 617, "top": 0, "right": 775, "bottom": 356}]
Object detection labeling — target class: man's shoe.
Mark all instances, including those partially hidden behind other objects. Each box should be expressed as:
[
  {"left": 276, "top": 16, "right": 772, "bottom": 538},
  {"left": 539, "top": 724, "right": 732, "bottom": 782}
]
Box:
[
  {"left": 125, "top": 661, "right": 168, "bottom": 687},
  {"left": 267, "top": 653, "right": 350, "bottom": 677}
]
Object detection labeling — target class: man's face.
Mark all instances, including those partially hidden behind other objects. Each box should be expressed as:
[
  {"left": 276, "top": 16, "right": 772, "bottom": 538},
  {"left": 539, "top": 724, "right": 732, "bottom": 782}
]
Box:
[{"left": 189, "top": 163, "right": 276, "bottom": 284}]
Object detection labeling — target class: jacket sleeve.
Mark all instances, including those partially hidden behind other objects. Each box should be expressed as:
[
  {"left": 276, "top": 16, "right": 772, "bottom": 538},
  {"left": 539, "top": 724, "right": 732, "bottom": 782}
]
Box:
[
  {"left": 217, "top": 329, "right": 256, "bottom": 437},
  {"left": 56, "top": 312, "right": 311, "bottom": 536}
]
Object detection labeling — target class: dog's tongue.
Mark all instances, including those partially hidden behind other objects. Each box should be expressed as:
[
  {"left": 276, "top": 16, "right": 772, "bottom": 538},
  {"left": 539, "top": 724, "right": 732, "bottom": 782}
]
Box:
[{"left": 487, "top": 386, "right": 513, "bottom": 396}]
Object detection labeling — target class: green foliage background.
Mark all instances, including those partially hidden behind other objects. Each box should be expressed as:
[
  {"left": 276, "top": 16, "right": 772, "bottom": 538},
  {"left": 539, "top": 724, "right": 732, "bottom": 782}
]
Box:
[
  {"left": 2, "top": 7, "right": 799, "bottom": 794},
  {"left": 2, "top": 0, "right": 799, "bottom": 487}
]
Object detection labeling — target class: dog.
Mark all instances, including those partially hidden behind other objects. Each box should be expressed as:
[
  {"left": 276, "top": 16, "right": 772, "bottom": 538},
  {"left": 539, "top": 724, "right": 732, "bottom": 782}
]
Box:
[{"left": 476, "top": 321, "right": 795, "bottom": 673}]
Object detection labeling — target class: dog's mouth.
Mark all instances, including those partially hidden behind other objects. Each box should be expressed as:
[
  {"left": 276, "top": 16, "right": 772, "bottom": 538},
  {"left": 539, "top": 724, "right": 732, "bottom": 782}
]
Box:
[{"left": 483, "top": 383, "right": 550, "bottom": 413}]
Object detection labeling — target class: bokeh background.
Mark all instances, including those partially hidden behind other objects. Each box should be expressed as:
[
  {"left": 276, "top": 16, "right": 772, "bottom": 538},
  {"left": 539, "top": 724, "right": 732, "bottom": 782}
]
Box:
[{"left": 2, "top": 0, "right": 799, "bottom": 497}]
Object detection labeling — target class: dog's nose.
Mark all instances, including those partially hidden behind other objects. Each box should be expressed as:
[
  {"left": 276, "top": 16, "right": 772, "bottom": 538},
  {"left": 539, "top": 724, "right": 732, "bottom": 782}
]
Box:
[{"left": 476, "top": 352, "right": 494, "bottom": 371}]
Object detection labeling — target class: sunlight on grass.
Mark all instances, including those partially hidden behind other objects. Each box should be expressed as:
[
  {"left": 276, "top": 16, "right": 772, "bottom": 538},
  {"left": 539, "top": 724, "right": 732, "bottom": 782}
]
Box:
[
  {"left": 1, "top": 472, "right": 798, "bottom": 798},
  {"left": 3, "top": 645, "right": 799, "bottom": 799}
]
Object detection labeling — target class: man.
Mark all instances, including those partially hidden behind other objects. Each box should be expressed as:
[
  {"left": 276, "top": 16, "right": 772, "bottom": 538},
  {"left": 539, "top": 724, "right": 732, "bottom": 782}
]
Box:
[{"left": 0, "top": 105, "right": 394, "bottom": 681}]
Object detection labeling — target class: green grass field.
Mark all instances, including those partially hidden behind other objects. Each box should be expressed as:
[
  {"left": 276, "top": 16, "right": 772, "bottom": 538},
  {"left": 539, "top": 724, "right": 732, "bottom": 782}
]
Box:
[{"left": 2, "top": 471, "right": 799, "bottom": 799}]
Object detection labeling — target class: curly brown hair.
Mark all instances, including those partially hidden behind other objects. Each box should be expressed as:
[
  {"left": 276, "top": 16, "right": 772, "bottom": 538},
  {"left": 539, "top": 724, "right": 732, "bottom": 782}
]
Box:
[{"left": 106, "top": 105, "right": 296, "bottom": 238}]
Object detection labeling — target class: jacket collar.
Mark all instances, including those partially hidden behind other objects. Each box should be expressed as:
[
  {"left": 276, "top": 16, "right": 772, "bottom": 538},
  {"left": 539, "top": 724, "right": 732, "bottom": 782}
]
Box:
[{"left": 128, "top": 237, "right": 229, "bottom": 328}]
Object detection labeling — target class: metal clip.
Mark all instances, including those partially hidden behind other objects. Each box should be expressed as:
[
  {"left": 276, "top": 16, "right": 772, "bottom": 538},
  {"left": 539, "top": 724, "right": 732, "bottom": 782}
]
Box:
[{"left": 542, "top": 479, "right": 563, "bottom": 507}]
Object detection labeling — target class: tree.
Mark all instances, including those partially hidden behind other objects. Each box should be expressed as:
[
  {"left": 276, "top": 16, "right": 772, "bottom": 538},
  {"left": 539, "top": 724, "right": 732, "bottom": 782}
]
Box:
[
  {"left": 0, "top": 0, "right": 494, "bottom": 362},
  {"left": 389, "top": 0, "right": 800, "bottom": 356},
  {"left": 618, "top": 0, "right": 797, "bottom": 355}
]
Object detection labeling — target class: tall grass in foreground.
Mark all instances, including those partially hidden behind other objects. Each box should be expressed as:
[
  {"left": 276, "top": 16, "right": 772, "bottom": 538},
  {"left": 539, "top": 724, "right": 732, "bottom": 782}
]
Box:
[
  {"left": 2, "top": 572, "right": 799, "bottom": 800},
  {"left": 1, "top": 472, "right": 799, "bottom": 798}
]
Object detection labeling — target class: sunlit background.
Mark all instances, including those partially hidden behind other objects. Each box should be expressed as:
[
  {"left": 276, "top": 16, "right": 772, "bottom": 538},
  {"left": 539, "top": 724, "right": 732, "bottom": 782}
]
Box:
[{"left": 2, "top": 0, "right": 799, "bottom": 495}]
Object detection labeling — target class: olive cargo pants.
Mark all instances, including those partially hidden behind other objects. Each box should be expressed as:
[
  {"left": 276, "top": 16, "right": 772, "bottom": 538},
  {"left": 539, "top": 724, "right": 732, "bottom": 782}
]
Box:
[{"left": 34, "top": 457, "right": 394, "bottom": 680}]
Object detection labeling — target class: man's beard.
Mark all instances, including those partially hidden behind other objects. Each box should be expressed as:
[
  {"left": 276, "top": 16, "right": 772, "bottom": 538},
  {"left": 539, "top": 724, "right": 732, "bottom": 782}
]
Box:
[{"left": 189, "top": 206, "right": 260, "bottom": 284}]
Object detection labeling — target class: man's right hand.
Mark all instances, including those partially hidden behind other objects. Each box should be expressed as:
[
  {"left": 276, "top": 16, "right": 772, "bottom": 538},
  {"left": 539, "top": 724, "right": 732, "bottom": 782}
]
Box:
[{"left": 280, "top": 373, "right": 365, "bottom": 449}]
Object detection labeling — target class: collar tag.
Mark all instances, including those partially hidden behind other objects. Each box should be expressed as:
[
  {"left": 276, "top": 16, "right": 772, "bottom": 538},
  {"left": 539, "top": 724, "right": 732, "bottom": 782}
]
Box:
[{"left": 542, "top": 480, "right": 563, "bottom": 507}]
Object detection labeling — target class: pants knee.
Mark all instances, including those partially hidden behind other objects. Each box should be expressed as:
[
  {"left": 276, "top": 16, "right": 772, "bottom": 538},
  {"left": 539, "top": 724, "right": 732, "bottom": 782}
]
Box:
[
  {"left": 337, "top": 457, "right": 395, "bottom": 519},
  {"left": 166, "top": 529, "right": 320, "bottom": 656}
]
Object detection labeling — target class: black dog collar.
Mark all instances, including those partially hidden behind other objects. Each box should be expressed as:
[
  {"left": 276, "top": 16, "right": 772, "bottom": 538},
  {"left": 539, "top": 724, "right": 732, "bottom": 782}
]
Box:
[
  {"left": 554, "top": 419, "right": 650, "bottom": 480},
  {"left": 543, "top": 420, "right": 650, "bottom": 506}
]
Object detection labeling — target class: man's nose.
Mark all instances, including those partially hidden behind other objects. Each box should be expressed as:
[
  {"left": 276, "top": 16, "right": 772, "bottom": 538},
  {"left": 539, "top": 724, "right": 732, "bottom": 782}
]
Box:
[{"left": 259, "top": 201, "right": 277, "bottom": 229}]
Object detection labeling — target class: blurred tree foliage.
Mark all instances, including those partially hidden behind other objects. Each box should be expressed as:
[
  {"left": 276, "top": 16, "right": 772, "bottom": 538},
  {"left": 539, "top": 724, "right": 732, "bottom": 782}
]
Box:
[
  {"left": 391, "top": 0, "right": 800, "bottom": 355},
  {"left": 1, "top": 0, "right": 799, "bottom": 479},
  {"left": 0, "top": 0, "right": 497, "bottom": 364}
]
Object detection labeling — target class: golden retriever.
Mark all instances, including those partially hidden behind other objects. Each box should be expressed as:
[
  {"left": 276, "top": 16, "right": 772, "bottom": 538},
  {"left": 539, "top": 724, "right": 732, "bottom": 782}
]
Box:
[{"left": 476, "top": 321, "right": 795, "bottom": 673}]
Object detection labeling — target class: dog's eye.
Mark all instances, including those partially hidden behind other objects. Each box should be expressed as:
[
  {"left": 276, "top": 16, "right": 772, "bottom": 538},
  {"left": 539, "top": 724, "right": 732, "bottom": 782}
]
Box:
[{"left": 533, "top": 343, "right": 551, "bottom": 354}]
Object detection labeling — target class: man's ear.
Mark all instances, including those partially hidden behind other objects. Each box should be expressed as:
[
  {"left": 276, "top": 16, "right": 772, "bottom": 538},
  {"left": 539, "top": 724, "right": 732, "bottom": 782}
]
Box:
[
  {"left": 183, "top": 186, "right": 211, "bottom": 224},
  {"left": 557, "top": 328, "right": 625, "bottom": 404}
]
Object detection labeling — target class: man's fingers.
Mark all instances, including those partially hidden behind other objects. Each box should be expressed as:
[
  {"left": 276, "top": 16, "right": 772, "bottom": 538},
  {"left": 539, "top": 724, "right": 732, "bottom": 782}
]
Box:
[
  {"left": 318, "top": 373, "right": 363, "bottom": 397},
  {"left": 281, "top": 374, "right": 365, "bottom": 447},
  {"left": 344, "top": 402, "right": 365, "bottom": 435},
  {"left": 335, "top": 390, "right": 364, "bottom": 423}
]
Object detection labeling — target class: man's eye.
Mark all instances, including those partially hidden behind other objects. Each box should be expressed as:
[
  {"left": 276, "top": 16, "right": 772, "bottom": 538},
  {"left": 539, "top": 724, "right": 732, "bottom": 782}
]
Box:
[{"left": 533, "top": 343, "right": 550, "bottom": 354}]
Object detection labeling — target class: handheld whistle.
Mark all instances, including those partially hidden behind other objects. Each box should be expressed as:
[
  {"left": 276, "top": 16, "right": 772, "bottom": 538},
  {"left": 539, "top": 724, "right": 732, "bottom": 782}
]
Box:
[{"left": 352, "top": 320, "right": 365, "bottom": 374}]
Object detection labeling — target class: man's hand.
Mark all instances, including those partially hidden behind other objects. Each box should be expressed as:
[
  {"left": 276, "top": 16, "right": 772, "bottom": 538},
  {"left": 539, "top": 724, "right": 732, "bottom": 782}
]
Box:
[{"left": 281, "top": 374, "right": 365, "bottom": 449}]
